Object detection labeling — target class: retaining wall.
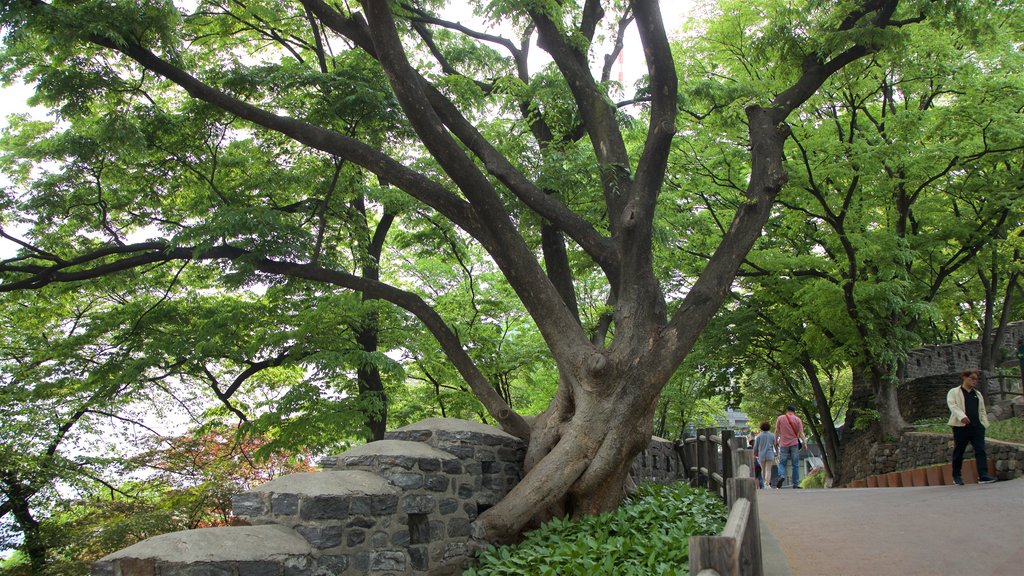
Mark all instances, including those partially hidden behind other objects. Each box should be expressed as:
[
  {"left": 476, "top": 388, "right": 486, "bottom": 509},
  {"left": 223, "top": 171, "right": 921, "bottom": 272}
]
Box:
[
  {"left": 902, "top": 321, "right": 1024, "bottom": 381},
  {"left": 841, "top": 430, "right": 1024, "bottom": 484},
  {"left": 92, "top": 418, "right": 687, "bottom": 576}
]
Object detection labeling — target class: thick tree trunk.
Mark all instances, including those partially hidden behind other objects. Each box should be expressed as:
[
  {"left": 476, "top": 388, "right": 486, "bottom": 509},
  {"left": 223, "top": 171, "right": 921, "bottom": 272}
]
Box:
[
  {"left": 847, "top": 366, "right": 906, "bottom": 441},
  {"left": 473, "top": 366, "right": 659, "bottom": 543}
]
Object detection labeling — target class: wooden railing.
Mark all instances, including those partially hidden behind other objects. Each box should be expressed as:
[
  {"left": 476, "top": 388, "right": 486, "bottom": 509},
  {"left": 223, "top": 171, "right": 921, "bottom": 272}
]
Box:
[{"left": 683, "top": 431, "right": 763, "bottom": 576}]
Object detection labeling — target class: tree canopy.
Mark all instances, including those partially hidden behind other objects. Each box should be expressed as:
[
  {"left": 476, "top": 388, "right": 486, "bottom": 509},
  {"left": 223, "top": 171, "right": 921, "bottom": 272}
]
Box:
[{"left": 2, "top": 0, "right": 1018, "bottom": 565}]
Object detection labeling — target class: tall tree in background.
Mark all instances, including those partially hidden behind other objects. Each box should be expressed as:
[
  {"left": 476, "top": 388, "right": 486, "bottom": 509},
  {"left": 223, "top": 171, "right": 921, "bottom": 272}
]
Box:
[
  {"left": 667, "top": 0, "right": 1022, "bottom": 478},
  {"left": 1, "top": 0, "right": 939, "bottom": 542}
]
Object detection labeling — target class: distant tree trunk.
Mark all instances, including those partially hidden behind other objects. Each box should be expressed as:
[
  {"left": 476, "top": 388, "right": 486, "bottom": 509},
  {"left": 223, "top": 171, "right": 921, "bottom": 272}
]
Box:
[{"left": 801, "top": 357, "right": 840, "bottom": 480}]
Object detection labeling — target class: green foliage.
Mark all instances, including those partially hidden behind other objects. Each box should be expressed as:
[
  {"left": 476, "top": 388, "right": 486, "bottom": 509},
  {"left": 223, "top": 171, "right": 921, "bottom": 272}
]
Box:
[
  {"left": 851, "top": 408, "right": 881, "bottom": 431},
  {"left": 465, "top": 483, "right": 727, "bottom": 576},
  {"left": 915, "top": 416, "right": 1024, "bottom": 444},
  {"left": 800, "top": 467, "right": 826, "bottom": 489}
]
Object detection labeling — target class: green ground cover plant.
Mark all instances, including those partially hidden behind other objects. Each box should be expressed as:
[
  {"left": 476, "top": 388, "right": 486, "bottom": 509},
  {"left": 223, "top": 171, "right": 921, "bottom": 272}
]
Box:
[
  {"left": 465, "top": 482, "right": 726, "bottom": 576},
  {"left": 913, "top": 416, "right": 1024, "bottom": 444}
]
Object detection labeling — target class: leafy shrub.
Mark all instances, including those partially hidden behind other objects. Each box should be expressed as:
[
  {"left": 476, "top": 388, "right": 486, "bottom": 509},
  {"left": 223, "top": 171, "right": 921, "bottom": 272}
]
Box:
[
  {"left": 800, "top": 467, "right": 826, "bottom": 489},
  {"left": 914, "top": 416, "right": 1024, "bottom": 444},
  {"left": 465, "top": 482, "right": 727, "bottom": 576}
]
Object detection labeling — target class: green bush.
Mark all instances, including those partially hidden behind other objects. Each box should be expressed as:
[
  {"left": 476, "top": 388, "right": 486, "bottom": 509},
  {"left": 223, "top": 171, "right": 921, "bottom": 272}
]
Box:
[
  {"left": 800, "top": 467, "right": 826, "bottom": 489},
  {"left": 464, "top": 482, "right": 727, "bottom": 576},
  {"left": 913, "top": 416, "right": 1024, "bottom": 444}
]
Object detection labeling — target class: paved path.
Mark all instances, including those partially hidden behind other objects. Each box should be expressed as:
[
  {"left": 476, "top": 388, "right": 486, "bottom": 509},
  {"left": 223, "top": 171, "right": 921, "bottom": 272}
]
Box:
[{"left": 758, "top": 478, "right": 1024, "bottom": 576}]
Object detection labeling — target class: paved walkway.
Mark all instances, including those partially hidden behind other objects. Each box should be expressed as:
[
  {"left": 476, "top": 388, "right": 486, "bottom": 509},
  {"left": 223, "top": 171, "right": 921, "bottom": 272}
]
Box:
[{"left": 758, "top": 478, "right": 1024, "bottom": 576}]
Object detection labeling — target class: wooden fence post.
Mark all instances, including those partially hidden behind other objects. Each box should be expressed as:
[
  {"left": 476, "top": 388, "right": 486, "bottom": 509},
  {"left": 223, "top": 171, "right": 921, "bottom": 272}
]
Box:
[
  {"left": 702, "top": 428, "right": 713, "bottom": 489},
  {"left": 727, "top": 477, "right": 763, "bottom": 576},
  {"left": 722, "top": 429, "right": 735, "bottom": 491}
]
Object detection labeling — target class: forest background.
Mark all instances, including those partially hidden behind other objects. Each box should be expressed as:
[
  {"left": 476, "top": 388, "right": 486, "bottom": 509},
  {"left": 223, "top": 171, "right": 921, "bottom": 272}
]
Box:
[{"left": 1, "top": 0, "right": 1021, "bottom": 574}]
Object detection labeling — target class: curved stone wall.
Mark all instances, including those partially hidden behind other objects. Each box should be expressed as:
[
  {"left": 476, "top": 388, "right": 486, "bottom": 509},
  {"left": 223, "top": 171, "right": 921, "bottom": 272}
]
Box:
[
  {"left": 92, "top": 418, "right": 688, "bottom": 576},
  {"left": 903, "top": 321, "right": 1024, "bottom": 381}
]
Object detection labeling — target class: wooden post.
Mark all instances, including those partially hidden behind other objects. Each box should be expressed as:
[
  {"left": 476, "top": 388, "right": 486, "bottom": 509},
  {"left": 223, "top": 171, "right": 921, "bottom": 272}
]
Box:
[
  {"left": 732, "top": 444, "right": 754, "bottom": 480},
  {"left": 705, "top": 428, "right": 716, "bottom": 491},
  {"left": 689, "top": 498, "right": 750, "bottom": 576},
  {"left": 677, "top": 437, "right": 692, "bottom": 483},
  {"left": 722, "top": 429, "right": 735, "bottom": 487},
  {"left": 709, "top": 429, "right": 722, "bottom": 497},
  {"left": 728, "top": 477, "right": 763, "bottom": 576},
  {"left": 695, "top": 429, "right": 704, "bottom": 488}
]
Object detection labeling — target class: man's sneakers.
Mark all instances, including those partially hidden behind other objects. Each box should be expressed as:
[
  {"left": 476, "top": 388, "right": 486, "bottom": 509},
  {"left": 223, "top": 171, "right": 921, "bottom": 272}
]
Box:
[
  {"left": 978, "top": 475, "right": 997, "bottom": 484},
  {"left": 953, "top": 476, "right": 964, "bottom": 485},
  {"left": 775, "top": 476, "right": 785, "bottom": 489}
]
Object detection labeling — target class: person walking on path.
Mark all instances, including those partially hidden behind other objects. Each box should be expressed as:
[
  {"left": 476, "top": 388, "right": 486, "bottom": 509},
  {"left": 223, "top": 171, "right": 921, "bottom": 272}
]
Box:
[
  {"left": 947, "top": 369, "right": 997, "bottom": 485},
  {"left": 753, "top": 421, "right": 777, "bottom": 489},
  {"left": 774, "top": 405, "right": 806, "bottom": 488}
]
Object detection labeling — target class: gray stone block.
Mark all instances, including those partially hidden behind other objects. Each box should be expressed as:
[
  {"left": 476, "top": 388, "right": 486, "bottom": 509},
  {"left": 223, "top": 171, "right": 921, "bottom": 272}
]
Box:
[
  {"left": 182, "top": 563, "right": 234, "bottom": 576},
  {"left": 346, "top": 516, "right": 374, "bottom": 529},
  {"left": 425, "top": 475, "right": 449, "bottom": 492},
  {"left": 232, "top": 561, "right": 282, "bottom": 576},
  {"left": 418, "top": 458, "right": 440, "bottom": 472},
  {"left": 442, "top": 460, "right": 462, "bottom": 474},
  {"left": 370, "top": 531, "right": 390, "bottom": 548},
  {"left": 370, "top": 551, "right": 407, "bottom": 572},
  {"left": 438, "top": 498, "right": 458, "bottom": 515},
  {"left": 370, "top": 494, "right": 398, "bottom": 515},
  {"left": 300, "top": 495, "right": 349, "bottom": 520},
  {"left": 282, "top": 556, "right": 313, "bottom": 576},
  {"left": 348, "top": 495, "right": 371, "bottom": 515},
  {"left": 339, "top": 455, "right": 376, "bottom": 467},
  {"left": 271, "top": 494, "right": 299, "bottom": 516},
  {"left": 232, "top": 494, "right": 267, "bottom": 517},
  {"left": 443, "top": 542, "right": 472, "bottom": 561},
  {"left": 447, "top": 518, "right": 471, "bottom": 538},
  {"left": 391, "top": 529, "right": 410, "bottom": 547},
  {"left": 409, "top": 545, "right": 429, "bottom": 571},
  {"left": 318, "top": 555, "right": 349, "bottom": 575},
  {"left": 429, "top": 520, "right": 446, "bottom": 541},
  {"left": 402, "top": 494, "right": 435, "bottom": 514},
  {"left": 350, "top": 552, "right": 370, "bottom": 573},
  {"left": 387, "top": 472, "right": 424, "bottom": 490},
  {"left": 346, "top": 530, "right": 366, "bottom": 547},
  {"left": 379, "top": 455, "right": 415, "bottom": 470},
  {"left": 295, "top": 525, "right": 343, "bottom": 549},
  {"left": 446, "top": 446, "right": 475, "bottom": 459}
]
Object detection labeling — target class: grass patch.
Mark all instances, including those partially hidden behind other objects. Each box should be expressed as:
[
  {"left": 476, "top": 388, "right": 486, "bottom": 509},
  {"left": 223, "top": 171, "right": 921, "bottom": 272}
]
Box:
[
  {"left": 913, "top": 416, "right": 1024, "bottom": 444},
  {"left": 465, "top": 482, "right": 727, "bottom": 576}
]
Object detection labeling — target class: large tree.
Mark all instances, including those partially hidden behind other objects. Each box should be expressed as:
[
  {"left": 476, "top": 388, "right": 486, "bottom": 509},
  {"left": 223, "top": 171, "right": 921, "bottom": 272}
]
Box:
[
  {"left": 2, "top": 0, "right": 929, "bottom": 542},
  {"left": 666, "top": 0, "right": 1022, "bottom": 459}
]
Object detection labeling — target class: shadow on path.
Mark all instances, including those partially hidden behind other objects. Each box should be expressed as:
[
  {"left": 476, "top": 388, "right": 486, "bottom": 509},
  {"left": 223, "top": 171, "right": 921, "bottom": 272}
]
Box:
[{"left": 758, "top": 478, "right": 1024, "bottom": 576}]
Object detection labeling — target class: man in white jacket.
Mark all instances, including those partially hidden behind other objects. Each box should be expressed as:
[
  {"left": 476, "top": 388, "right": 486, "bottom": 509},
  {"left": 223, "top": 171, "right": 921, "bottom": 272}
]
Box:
[{"left": 946, "top": 369, "right": 996, "bottom": 485}]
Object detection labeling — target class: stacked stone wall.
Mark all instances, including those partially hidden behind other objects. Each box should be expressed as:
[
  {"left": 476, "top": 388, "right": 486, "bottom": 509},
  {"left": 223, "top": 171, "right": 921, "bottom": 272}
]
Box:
[
  {"left": 902, "top": 321, "right": 1024, "bottom": 381},
  {"left": 93, "top": 418, "right": 689, "bottom": 576},
  {"left": 840, "top": 429, "right": 1024, "bottom": 484},
  {"left": 630, "top": 437, "right": 682, "bottom": 484}
]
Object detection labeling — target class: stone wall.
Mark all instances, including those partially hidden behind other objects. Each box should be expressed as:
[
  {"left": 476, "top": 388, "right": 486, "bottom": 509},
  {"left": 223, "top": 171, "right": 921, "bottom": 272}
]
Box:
[
  {"left": 897, "top": 373, "right": 960, "bottom": 424},
  {"left": 896, "top": 433, "right": 1024, "bottom": 479},
  {"left": 840, "top": 429, "right": 1024, "bottom": 483},
  {"left": 93, "top": 418, "right": 688, "bottom": 576},
  {"left": 902, "top": 321, "right": 1024, "bottom": 381}
]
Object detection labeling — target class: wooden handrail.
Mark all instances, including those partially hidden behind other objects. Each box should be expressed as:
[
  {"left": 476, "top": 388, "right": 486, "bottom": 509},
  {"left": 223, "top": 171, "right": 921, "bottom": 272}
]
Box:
[{"left": 684, "top": 431, "right": 763, "bottom": 576}]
